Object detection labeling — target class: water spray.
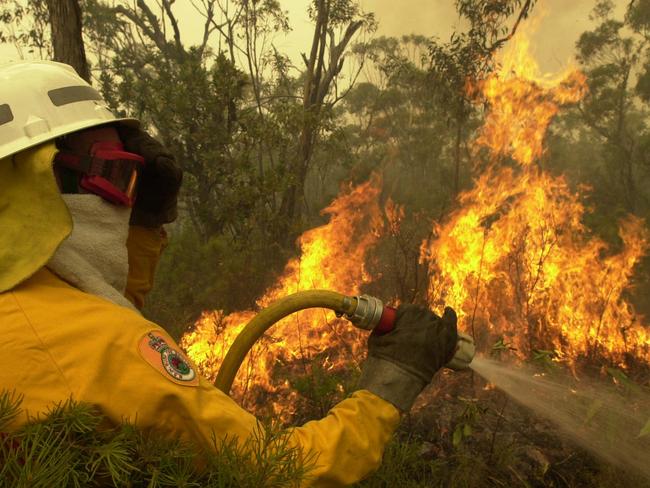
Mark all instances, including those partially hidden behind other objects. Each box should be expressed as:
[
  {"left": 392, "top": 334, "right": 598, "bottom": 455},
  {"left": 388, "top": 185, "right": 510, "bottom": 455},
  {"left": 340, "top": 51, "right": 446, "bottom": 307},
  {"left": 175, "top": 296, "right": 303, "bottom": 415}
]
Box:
[
  {"left": 469, "top": 356, "right": 650, "bottom": 480},
  {"left": 214, "top": 291, "right": 476, "bottom": 394}
]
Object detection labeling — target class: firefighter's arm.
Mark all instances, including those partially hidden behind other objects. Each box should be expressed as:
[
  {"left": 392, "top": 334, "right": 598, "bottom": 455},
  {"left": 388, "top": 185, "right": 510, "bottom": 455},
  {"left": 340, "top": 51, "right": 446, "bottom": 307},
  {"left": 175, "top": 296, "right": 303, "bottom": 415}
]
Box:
[
  {"left": 24, "top": 275, "right": 398, "bottom": 487},
  {"left": 287, "top": 305, "right": 459, "bottom": 485},
  {"left": 105, "top": 362, "right": 399, "bottom": 487},
  {"left": 125, "top": 225, "right": 167, "bottom": 309},
  {"left": 116, "top": 350, "right": 399, "bottom": 487},
  {"left": 115, "top": 326, "right": 400, "bottom": 486},
  {"left": 127, "top": 331, "right": 400, "bottom": 486},
  {"left": 288, "top": 390, "right": 400, "bottom": 486},
  {"left": 74, "top": 322, "right": 399, "bottom": 486},
  {"left": 120, "top": 127, "right": 183, "bottom": 310}
]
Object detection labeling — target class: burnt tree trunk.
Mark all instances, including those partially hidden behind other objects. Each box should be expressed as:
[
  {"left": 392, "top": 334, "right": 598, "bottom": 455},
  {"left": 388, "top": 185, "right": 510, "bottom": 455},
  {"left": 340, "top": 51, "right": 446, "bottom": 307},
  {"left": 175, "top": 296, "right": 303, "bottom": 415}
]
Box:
[{"left": 45, "top": 0, "right": 90, "bottom": 82}]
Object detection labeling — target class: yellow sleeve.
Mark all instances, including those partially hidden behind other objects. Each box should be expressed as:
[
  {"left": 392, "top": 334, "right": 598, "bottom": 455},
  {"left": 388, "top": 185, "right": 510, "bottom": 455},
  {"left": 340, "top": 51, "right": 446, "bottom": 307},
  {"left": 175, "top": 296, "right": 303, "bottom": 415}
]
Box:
[
  {"left": 290, "top": 390, "right": 400, "bottom": 487},
  {"left": 10, "top": 270, "right": 400, "bottom": 487},
  {"left": 125, "top": 225, "right": 167, "bottom": 309}
]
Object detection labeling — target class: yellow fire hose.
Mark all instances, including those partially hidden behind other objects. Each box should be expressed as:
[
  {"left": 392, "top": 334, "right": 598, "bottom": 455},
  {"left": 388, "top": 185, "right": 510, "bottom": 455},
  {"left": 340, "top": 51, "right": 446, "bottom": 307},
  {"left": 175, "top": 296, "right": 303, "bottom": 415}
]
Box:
[{"left": 214, "top": 290, "right": 476, "bottom": 395}]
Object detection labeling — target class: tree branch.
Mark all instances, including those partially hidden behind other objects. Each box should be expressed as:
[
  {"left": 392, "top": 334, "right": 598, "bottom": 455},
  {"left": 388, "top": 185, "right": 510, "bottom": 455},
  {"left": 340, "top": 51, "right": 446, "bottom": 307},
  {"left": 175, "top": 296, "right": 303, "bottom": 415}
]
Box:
[
  {"left": 311, "top": 3, "right": 330, "bottom": 106},
  {"left": 114, "top": 3, "right": 168, "bottom": 56},
  {"left": 161, "top": 0, "right": 183, "bottom": 57},
  {"left": 330, "top": 52, "right": 365, "bottom": 106},
  {"left": 195, "top": 0, "right": 216, "bottom": 56},
  {"left": 206, "top": 6, "right": 247, "bottom": 59},
  {"left": 491, "top": 0, "right": 534, "bottom": 51},
  {"left": 303, "top": 0, "right": 325, "bottom": 108},
  {"left": 317, "top": 20, "right": 363, "bottom": 104}
]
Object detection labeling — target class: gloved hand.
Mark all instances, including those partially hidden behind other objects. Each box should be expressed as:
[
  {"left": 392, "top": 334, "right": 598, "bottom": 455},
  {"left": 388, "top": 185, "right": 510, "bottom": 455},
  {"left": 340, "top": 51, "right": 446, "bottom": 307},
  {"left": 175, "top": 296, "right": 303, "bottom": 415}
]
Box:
[
  {"left": 117, "top": 126, "right": 183, "bottom": 227},
  {"left": 358, "top": 304, "right": 458, "bottom": 412}
]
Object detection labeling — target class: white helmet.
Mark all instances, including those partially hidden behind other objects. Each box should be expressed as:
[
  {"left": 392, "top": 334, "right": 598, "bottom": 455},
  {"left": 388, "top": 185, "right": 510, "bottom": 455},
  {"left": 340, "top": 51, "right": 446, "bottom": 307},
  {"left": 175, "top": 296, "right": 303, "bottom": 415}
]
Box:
[{"left": 0, "top": 60, "right": 138, "bottom": 160}]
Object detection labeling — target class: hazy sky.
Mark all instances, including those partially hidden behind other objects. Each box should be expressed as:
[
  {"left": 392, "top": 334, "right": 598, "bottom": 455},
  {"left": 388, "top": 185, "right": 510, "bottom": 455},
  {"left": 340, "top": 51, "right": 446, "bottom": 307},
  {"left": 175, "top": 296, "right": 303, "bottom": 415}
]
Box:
[
  {"left": 235, "top": 0, "right": 601, "bottom": 75},
  {"left": 357, "top": 0, "right": 599, "bottom": 72},
  {"left": 195, "top": 0, "right": 603, "bottom": 74},
  {"left": 0, "top": 0, "right": 606, "bottom": 75}
]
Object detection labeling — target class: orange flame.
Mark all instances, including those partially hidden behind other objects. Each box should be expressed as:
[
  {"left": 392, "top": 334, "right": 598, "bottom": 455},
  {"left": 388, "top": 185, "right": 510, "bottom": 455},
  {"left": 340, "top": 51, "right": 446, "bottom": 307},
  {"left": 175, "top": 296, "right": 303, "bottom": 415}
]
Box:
[
  {"left": 181, "top": 175, "right": 384, "bottom": 416},
  {"left": 422, "top": 33, "right": 650, "bottom": 366},
  {"left": 182, "top": 32, "right": 650, "bottom": 419}
]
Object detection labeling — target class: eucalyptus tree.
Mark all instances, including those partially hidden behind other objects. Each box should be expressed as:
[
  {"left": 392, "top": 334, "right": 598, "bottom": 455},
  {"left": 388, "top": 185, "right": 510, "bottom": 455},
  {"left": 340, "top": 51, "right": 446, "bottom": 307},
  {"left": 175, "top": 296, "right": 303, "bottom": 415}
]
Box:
[
  {"left": 428, "top": 0, "right": 537, "bottom": 195},
  {"left": 575, "top": 0, "right": 650, "bottom": 218},
  {"left": 0, "top": 0, "right": 50, "bottom": 59},
  {"left": 0, "top": 0, "right": 89, "bottom": 80},
  {"left": 79, "top": 0, "right": 374, "bottom": 246},
  {"left": 45, "top": 0, "right": 89, "bottom": 81}
]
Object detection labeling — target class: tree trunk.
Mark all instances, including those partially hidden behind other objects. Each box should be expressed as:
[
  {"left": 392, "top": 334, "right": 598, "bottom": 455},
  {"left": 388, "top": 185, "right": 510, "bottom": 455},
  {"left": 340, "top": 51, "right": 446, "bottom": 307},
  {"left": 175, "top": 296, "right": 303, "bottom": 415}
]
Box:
[
  {"left": 454, "top": 120, "right": 462, "bottom": 196},
  {"left": 45, "top": 0, "right": 91, "bottom": 82},
  {"left": 276, "top": 4, "right": 363, "bottom": 243}
]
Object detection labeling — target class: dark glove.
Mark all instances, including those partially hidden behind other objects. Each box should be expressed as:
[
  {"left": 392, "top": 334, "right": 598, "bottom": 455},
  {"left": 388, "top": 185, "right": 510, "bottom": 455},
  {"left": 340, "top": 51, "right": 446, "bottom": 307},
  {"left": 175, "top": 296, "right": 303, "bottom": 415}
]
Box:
[
  {"left": 358, "top": 305, "right": 458, "bottom": 412},
  {"left": 117, "top": 126, "right": 183, "bottom": 227}
]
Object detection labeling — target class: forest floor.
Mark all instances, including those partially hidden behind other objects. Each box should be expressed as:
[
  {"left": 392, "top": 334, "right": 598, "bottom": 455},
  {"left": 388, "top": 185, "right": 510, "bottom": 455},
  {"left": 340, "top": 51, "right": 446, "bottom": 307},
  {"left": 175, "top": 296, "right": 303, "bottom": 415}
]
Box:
[
  {"left": 355, "top": 368, "right": 650, "bottom": 487},
  {"left": 2, "top": 365, "right": 649, "bottom": 487}
]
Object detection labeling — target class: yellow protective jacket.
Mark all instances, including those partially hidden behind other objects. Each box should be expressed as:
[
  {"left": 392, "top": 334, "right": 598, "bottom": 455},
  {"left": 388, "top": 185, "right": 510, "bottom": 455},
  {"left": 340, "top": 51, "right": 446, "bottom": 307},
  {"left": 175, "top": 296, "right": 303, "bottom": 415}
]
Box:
[{"left": 0, "top": 227, "right": 400, "bottom": 487}]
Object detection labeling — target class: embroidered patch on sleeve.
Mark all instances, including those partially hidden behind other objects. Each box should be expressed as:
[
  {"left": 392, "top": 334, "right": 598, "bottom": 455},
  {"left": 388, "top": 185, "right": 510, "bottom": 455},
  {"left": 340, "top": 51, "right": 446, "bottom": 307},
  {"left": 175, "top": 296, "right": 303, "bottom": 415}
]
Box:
[{"left": 138, "top": 330, "right": 199, "bottom": 386}]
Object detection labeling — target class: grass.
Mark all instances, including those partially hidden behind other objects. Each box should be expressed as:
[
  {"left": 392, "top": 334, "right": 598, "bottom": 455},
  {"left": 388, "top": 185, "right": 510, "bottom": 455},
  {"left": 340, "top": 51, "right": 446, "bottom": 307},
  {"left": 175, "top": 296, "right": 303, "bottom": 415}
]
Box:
[
  {"left": 0, "top": 391, "right": 313, "bottom": 488},
  {"left": 3, "top": 362, "right": 650, "bottom": 487}
]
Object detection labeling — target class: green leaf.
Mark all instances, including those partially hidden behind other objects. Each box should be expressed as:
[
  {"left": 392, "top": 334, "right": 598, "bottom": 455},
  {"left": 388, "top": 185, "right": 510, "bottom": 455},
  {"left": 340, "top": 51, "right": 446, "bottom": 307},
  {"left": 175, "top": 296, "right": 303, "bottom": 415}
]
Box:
[
  {"left": 0, "top": 390, "right": 23, "bottom": 431},
  {"left": 606, "top": 367, "right": 629, "bottom": 383},
  {"left": 463, "top": 423, "right": 473, "bottom": 437},
  {"left": 532, "top": 349, "right": 556, "bottom": 361},
  {"left": 452, "top": 426, "right": 463, "bottom": 447},
  {"left": 606, "top": 367, "right": 637, "bottom": 391},
  {"left": 584, "top": 399, "right": 603, "bottom": 425},
  {"left": 638, "top": 418, "right": 650, "bottom": 438}
]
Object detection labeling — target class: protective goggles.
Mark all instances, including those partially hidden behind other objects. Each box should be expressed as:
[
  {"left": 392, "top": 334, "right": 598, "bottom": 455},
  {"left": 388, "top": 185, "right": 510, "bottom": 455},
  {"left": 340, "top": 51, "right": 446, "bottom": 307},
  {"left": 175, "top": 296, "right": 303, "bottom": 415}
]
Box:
[{"left": 54, "top": 141, "right": 145, "bottom": 207}]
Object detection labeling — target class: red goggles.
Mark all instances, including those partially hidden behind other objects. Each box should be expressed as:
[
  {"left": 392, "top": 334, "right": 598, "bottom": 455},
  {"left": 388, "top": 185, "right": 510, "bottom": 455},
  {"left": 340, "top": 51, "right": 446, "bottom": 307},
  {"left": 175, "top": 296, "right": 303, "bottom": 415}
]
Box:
[{"left": 54, "top": 141, "right": 145, "bottom": 207}]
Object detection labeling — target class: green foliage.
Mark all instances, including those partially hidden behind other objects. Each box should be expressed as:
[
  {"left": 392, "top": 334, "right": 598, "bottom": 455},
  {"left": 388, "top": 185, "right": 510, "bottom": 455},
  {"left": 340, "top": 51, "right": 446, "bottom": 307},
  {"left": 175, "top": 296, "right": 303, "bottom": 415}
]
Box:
[
  {"left": 0, "top": 390, "right": 22, "bottom": 431},
  {"left": 490, "top": 338, "right": 517, "bottom": 359},
  {"left": 0, "top": 391, "right": 313, "bottom": 488},
  {"left": 78, "top": 0, "right": 375, "bottom": 250},
  {"left": 639, "top": 418, "right": 650, "bottom": 438},
  {"left": 344, "top": 34, "right": 463, "bottom": 208},
  {"left": 354, "top": 438, "right": 444, "bottom": 487},
  {"left": 572, "top": 0, "right": 650, "bottom": 220},
  {"left": 430, "top": 0, "right": 535, "bottom": 106},
  {"left": 605, "top": 366, "right": 643, "bottom": 395},
  {"left": 427, "top": 0, "right": 537, "bottom": 194},
  {"left": 530, "top": 349, "right": 559, "bottom": 373},
  {"left": 308, "top": 0, "right": 376, "bottom": 28},
  {"left": 289, "top": 358, "right": 360, "bottom": 422},
  {"left": 0, "top": 0, "right": 50, "bottom": 57},
  {"left": 451, "top": 397, "right": 485, "bottom": 448},
  {"left": 456, "top": 0, "right": 537, "bottom": 44},
  {"left": 143, "top": 224, "right": 287, "bottom": 340}
]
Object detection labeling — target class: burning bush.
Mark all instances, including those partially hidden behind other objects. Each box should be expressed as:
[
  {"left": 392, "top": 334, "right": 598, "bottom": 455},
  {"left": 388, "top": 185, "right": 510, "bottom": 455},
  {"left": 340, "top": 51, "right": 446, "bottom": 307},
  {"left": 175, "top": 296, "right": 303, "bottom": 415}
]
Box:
[{"left": 181, "top": 32, "right": 650, "bottom": 419}]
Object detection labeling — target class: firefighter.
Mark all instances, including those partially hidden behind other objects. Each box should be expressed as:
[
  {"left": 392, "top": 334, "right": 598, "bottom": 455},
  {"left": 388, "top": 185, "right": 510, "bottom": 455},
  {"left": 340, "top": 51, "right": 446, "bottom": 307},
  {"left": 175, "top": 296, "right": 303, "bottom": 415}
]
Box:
[{"left": 0, "top": 60, "right": 458, "bottom": 486}]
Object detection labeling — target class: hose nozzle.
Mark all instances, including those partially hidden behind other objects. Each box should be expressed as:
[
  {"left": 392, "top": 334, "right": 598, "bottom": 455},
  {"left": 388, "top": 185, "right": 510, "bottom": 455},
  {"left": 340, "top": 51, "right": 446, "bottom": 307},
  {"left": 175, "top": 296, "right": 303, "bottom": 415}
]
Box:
[
  {"left": 345, "top": 295, "right": 476, "bottom": 370},
  {"left": 343, "top": 294, "right": 398, "bottom": 334},
  {"left": 445, "top": 332, "right": 475, "bottom": 370}
]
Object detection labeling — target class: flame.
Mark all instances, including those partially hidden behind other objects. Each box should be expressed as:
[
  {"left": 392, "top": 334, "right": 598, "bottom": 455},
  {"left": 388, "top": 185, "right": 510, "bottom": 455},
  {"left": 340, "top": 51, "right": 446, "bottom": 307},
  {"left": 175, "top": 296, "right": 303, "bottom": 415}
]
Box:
[
  {"left": 181, "top": 175, "right": 384, "bottom": 416},
  {"left": 422, "top": 32, "right": 650, "bottom": 366},
  {"left": 182, "top": 31, "right": 650, "bottom": 419}
]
